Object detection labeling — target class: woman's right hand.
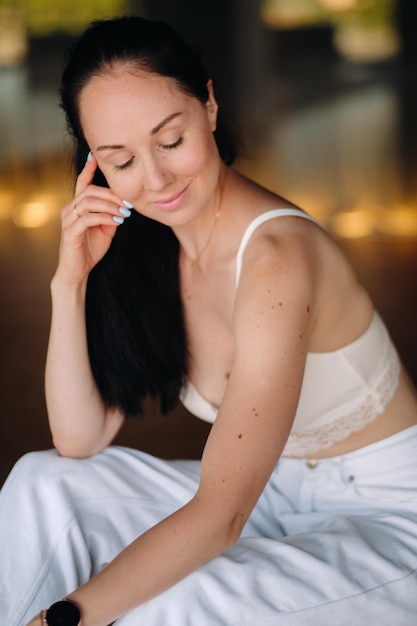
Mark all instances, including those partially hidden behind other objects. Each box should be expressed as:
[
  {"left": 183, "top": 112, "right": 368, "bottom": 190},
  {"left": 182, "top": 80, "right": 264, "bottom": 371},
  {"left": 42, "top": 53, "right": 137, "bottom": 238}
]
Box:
[{"left": 56, "top": 152, "right": 132, "bottom": 286}]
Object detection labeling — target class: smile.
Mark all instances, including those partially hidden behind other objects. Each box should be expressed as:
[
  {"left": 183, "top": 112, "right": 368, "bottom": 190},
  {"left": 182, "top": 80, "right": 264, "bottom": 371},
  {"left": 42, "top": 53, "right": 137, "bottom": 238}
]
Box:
[{"left": 153, "top": 184, "right": 189, "bottom": 211}]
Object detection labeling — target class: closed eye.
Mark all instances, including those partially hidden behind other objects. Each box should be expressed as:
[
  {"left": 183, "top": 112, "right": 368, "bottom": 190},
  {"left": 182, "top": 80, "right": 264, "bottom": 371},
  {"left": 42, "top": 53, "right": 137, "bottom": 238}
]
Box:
[
  {"left": 112, "top": 136, "right": 184, "bottom": 171},
  {"left": 113, "top": 157, "right": 134, "bottom": 172},
  {"left": 161, "top": 136, "right": 184, "bottom": 150}
]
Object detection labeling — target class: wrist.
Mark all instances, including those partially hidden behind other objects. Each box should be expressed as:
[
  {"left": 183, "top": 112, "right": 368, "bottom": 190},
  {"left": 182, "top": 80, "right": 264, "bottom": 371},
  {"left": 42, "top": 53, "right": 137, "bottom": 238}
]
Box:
[
  {"left": 51, "top": 273, "right": 87, "bottom": 298},
  {"left": 43, "top": 599, "right": 81, "bottom": 626}
]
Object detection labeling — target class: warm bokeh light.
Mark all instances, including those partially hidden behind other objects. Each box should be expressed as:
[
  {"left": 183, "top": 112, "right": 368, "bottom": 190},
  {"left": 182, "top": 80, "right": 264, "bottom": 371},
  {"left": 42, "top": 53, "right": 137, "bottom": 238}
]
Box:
[
  {"left": 261, "top": 0, "right": 401, "bottom": 61},
  {"left": 379, "top": 208, "right": 417, "bottom": 238},
  {"left": 331, "top": 209, "right": 377, "bottom": 238},
  {"left": 318, "top": 0, "right": 358, "bottom": 10},
  {"left": 331, "top": 206, "right": 417, "bottom": 239},
  {"left": 12, "top": 195, "right": 59, "bottom": 228},
  {"left": 333, "top": 25, "right": 400, "bottom": 62},
  {"left": 261, "top": 0, "right": 326, "bottom": 29},
  {"left": 0, "top": 190, "right": 16, "bottom": 221}
]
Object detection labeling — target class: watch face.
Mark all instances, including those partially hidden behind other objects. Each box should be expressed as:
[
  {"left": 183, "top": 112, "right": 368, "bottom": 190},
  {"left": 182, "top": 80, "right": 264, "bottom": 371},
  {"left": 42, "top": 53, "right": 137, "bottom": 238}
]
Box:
[{"left": 46, "top": 600, "right": 80, "bottom": 626}]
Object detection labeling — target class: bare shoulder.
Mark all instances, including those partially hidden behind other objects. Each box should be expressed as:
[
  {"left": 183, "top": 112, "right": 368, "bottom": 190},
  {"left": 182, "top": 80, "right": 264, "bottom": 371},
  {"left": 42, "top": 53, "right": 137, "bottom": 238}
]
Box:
[
  {"left": 236, "top": 210, "right": 322, "bottom": 297},
  {"left": 233, "top": 217, "right": 319, "bottom": 350},
  {"left": 233, "top": 208, "right": 373, "bottom": 351},
  {"left": 226, "top": 172, "right": 373, "bottom": 345}
]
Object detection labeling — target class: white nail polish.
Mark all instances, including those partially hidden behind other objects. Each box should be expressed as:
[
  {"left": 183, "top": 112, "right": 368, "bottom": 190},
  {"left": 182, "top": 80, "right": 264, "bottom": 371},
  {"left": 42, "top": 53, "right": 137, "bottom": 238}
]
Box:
[
  {"left": 113, "top": 216, "right": 124, "bottom": 224},
  {"left": 119, "top": 207, "right": 132, "bottom": 218},
  {"left": 122, "top": 200, "right": 134, "bottom": 209}
]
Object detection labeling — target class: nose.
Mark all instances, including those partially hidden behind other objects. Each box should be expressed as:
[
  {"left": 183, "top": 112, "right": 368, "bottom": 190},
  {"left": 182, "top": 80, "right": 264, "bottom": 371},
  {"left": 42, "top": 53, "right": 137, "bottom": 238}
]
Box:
[{"left": 142, "top": 155, "right": 174, "bottom": 191}]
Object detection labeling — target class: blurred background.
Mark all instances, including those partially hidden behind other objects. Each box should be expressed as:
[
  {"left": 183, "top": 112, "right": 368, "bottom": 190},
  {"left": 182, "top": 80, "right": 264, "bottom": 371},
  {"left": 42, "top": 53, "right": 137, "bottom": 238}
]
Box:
[{"left": 1, "top": 0, "right": 416, "bottom": 486}]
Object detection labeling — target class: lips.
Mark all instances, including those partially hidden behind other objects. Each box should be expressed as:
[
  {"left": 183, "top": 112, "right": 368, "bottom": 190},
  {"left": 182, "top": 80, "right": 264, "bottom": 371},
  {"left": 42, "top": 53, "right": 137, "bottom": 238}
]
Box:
[{"left": 153, "top": 184, "right": 189, "bottom": 211}]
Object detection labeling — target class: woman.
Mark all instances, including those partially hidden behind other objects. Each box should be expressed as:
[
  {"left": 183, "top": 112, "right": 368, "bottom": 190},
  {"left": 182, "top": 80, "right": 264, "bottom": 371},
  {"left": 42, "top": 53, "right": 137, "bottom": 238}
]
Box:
[{"left": 1, "top": 16, "right": 417, "bottom": 626}]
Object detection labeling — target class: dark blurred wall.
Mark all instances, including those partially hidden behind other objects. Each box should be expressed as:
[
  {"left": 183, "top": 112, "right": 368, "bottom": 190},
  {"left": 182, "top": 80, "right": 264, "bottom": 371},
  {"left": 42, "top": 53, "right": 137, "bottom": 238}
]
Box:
[
  {"left": 141, "top": 0, "right": 269, "bottom": 137},
  {"left": 397, "top": 0, "right": 417, "bottom": 61},
  {"left": 396, "top": 0, "right": 417, "bottom": 199},
  {"left": 142, "top": 0, "right": 237, "bottom": 111}
]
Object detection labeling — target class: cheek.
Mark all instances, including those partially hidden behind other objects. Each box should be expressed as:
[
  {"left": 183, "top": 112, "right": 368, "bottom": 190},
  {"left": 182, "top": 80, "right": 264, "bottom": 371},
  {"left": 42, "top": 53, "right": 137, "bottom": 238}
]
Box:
[
  {"left": 100, "top": 168, "right": 141, "bottom": 201},
  {"left": 182, "top": 133, "right": 219, "bottom": 174}
]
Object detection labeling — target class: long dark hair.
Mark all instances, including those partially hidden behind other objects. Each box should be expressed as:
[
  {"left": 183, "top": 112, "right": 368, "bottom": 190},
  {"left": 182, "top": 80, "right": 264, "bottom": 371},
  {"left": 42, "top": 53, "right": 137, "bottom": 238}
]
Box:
[{"left": 59, "top": 16, "right": 237, "bottom": 417}]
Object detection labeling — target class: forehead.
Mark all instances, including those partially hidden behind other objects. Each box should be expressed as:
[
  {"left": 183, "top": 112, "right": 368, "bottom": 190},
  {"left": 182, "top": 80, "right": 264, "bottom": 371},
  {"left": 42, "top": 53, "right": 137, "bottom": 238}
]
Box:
[{"left": 79, "top": 69, "right": 196, "bottom": 136}]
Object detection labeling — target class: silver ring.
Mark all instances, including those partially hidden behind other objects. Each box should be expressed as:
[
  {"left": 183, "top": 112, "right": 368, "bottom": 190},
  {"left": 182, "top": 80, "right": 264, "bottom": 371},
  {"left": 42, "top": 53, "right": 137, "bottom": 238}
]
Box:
[{"left": 73, "top": 204, "right": 80, "bottom": 218}]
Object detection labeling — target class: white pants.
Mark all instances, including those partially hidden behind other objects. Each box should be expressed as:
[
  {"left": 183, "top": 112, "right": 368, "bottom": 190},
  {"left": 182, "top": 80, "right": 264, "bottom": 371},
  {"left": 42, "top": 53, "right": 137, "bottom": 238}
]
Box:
[{"left": 1, "top": 426, "right": 417, "bottom": 625}]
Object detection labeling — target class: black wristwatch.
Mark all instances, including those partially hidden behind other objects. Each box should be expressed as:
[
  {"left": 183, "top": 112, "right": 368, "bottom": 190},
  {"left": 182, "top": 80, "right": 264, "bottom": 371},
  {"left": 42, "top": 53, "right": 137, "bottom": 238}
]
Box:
[{"left": 45, "top": 600, "right": 81, "bottom": 626}]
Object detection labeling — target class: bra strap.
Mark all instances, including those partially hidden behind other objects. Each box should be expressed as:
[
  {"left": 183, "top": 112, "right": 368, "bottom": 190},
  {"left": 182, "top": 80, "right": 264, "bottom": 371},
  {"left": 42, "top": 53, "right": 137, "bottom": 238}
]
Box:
[{"left": 235, "top": 209, "right": 319, "bottom": 287}]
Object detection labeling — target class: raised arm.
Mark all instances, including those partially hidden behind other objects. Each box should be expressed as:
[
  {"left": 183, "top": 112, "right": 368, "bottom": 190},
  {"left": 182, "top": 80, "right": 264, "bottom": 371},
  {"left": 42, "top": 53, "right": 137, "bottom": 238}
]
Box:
[
  {"left": 45, "top": 154, "right": 129, "bottom": 457},
  {"left": 41, "top": 233, "right": 316, "bottom": 626}
]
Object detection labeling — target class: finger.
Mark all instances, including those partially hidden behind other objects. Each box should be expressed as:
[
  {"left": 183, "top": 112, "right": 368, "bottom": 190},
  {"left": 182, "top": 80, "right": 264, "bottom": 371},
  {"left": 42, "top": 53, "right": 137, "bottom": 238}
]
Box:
[
  {"left": 64, "top": 209, "right": 126, "bottom": 236},
  {"left": 74, "top": 151, "right": 98, "bottom": 195},
  {"left": 72, "top": 203, "right": 81, "bottom": 219},
  {"left": 63, "top": 195, "right": 131, "bottom": 224},
  {"left": 62, "top": 179, "right": 130, "bottom": 220}
]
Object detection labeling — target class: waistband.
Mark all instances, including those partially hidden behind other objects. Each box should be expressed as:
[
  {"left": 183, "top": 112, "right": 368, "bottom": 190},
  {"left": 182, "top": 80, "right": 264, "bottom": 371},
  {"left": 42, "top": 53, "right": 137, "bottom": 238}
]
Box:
[{"left": 281, "top": 425, "right": 417, "bottom": 475}]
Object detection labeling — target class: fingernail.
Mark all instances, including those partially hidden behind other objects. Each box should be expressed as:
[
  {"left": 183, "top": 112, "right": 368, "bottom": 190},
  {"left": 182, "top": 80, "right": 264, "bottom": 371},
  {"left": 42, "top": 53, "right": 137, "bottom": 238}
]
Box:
[
  {"left": 122, "top": 200, "right": 134, "bottom": 209},
  {"left": 119, "top": 206, "right": 132, "bottom": 218},
  {"left": 113, "top": 216, "right": 124, "bottom": 224},
  {"left": 87, "top": 150, "right": 92, "bottom": 162}
]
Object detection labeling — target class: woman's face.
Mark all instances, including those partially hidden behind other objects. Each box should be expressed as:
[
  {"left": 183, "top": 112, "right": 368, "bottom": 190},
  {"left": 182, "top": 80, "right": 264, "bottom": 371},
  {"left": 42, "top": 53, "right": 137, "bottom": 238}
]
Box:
[{"left": 79, "top": 67, "right": 222, "bottom": 226}]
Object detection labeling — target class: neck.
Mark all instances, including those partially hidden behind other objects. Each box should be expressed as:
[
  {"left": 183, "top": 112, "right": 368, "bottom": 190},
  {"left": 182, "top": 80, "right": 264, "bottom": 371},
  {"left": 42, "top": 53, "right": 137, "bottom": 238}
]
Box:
[
  {"left": 188, "top": 204, "right": 222, "bottom": 267},
  {"left": 177, "top": 165, "right": 229, "bottom": 269}
]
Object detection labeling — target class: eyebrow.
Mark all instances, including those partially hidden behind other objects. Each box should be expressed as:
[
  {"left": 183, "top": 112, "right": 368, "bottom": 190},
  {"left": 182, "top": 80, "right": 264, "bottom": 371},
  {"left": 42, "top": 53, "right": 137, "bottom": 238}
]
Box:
[
  {"left": 96, "top": 112, "right": 182, "bottom": 152},
  {"left": 151, "top": 111, "right": 182, "bottom": 135}
]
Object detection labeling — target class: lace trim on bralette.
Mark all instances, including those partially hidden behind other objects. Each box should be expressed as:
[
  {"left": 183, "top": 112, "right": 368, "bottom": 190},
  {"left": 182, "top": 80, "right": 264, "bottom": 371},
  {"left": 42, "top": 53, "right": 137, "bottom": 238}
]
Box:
[{"left": 281, "top": 346, "right": 401, "bottom": 458}]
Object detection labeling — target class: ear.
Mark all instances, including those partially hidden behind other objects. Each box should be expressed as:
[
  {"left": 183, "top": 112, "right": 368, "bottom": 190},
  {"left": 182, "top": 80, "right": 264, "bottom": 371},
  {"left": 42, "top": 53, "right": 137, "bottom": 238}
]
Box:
[{"left": 205, "top": 79, "right": 218, "bottom": 132}]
